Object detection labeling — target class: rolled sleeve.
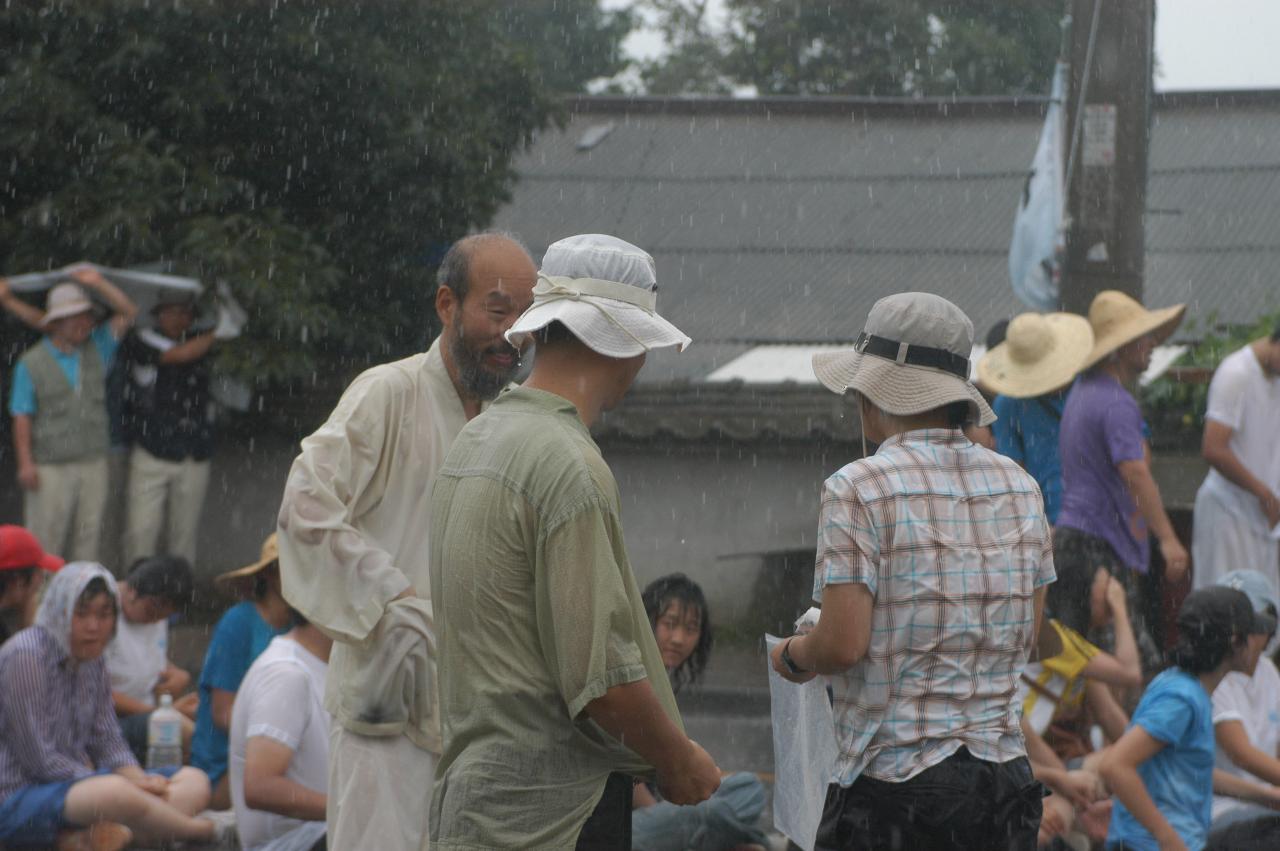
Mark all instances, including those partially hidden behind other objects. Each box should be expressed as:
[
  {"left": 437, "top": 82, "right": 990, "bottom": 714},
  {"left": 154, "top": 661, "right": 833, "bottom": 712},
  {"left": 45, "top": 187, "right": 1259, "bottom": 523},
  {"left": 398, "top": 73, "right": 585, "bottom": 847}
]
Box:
[
  {"left": 537, "top": 501, "right": 647, "bottom": 719},
  {"left": 277, "top": 373, "right": 411, "bottom": 644},
  {"left": 813, "top": 471, "right": 879, "bottom": 601}
]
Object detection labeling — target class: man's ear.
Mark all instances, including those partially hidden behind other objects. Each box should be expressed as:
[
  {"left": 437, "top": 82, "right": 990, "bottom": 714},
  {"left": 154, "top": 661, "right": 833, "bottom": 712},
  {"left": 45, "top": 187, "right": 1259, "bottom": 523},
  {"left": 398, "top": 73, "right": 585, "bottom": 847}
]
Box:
[{"left": 435, "top": 285, "right": 459, "bottom": 328}]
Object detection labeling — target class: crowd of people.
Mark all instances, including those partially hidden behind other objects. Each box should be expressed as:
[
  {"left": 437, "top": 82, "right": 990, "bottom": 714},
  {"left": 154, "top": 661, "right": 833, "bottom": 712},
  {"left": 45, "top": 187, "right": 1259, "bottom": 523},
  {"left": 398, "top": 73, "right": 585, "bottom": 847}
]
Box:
[{"left": 0, "top": 231, "right": 1277, "bottom": 851}]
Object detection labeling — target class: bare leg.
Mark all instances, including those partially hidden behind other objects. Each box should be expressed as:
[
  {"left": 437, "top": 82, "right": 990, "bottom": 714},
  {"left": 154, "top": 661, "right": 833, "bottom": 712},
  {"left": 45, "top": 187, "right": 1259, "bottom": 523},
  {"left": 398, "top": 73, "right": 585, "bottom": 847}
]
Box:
[
  {"left": 208, "top": 772, "right": 231, "bottom": 810},
  {"left": 164, "top": 767, "right": 211, "bottom": 817},
  {"left": 63, "top": 775, "right": 215, "bottom": 844}
]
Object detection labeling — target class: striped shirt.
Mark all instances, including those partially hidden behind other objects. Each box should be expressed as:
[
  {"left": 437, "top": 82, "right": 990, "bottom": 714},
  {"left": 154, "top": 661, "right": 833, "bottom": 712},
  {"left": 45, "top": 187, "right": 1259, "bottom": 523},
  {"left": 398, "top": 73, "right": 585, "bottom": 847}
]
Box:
[
  {"left": 0, "top": 626, "right": 137, "bottom": 802},
  {"left": 814, "top": 428, "right": 1055, "bottom": 785}
]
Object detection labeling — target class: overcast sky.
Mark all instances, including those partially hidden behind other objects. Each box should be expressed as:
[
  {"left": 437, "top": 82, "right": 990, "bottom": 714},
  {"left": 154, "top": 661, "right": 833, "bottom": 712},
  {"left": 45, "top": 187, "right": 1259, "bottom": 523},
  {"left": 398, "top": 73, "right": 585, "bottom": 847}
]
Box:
[{"left": 605, "top": 0, "right": 1280, "bottom": 93}]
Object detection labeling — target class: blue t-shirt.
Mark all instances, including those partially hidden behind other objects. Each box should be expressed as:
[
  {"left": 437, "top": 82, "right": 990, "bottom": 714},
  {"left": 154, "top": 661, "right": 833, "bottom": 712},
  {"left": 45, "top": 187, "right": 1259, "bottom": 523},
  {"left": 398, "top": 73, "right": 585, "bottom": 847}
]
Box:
[
  {"left": 190, "top": 602, "right": 289, "bottom": 784},
  {"left": 1108, "top": 668, "right": 1215, "bottom": 851},
  {"left": 992, "top": 391, "right": 1066, "bottom": 524},
  {"left": 8, "top": 325, "right": 121, "bottom": 416}
]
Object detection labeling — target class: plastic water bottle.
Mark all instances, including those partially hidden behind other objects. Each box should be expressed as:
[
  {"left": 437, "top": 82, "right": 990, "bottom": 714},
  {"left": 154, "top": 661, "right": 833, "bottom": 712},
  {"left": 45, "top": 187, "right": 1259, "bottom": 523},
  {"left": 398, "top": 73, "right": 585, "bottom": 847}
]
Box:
[{"left": 146, "top": 694, "right": 183, "bottom": 771}]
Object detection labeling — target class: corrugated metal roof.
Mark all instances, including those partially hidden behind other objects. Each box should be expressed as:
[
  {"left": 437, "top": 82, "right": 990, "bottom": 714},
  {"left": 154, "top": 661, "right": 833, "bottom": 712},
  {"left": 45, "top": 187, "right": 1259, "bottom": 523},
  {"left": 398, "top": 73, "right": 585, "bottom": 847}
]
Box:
[{"left": 492, "top": 95, "right": 1280, "bottom": 386}]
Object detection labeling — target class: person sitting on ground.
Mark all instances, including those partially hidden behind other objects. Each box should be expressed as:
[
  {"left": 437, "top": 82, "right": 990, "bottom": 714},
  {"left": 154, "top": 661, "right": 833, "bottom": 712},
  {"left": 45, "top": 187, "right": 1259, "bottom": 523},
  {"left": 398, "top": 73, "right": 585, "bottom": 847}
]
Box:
[
  {"left": 1101, "top": 586, "right": 1280, "bottom": 851},
  {"left": 0, "top": 561, "right": 217, "bottom": 850},
  {"left": 1205, "top": 570, "right": 1280, "bottom": 851},
  {"left": 192, "top": 534, "right": 292, "bottom": 810},
  {"left": 229, "top": 609, "right": 332, "bottom": 851},
  {"left": 0, "top": 525, "right": 63, "bottom": 646},
  {"left": 977, "top": 311, "right": 1094, "bottom": 526},
  {"left": 632, "top": 574, "right": 767, "bottom": 851},
  {"left": 105, "top": 555, "right": 198, "bottom": 763}
]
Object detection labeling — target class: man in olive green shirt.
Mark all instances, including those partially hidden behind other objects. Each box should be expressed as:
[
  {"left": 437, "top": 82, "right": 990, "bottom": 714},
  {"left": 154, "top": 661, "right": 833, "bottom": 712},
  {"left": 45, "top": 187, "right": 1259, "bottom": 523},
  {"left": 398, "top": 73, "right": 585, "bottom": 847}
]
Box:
[{"left": 429, "top": 235, "right": 721, "bottom": 849}]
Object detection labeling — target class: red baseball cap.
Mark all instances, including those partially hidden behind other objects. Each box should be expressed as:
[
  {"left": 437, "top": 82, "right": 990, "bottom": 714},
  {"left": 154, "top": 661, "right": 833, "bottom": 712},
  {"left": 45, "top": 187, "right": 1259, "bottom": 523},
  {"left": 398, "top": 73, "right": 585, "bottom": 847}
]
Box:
[{"left": 0, "top": 525, "right": 65, "bottom": 573}]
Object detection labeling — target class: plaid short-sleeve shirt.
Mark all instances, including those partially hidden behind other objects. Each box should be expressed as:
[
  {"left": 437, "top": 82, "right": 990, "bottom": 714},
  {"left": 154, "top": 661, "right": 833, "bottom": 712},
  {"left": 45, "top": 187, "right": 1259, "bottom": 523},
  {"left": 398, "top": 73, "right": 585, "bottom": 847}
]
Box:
[{"left": 814, "top": 428, "right": 1055, "bottom": 785}]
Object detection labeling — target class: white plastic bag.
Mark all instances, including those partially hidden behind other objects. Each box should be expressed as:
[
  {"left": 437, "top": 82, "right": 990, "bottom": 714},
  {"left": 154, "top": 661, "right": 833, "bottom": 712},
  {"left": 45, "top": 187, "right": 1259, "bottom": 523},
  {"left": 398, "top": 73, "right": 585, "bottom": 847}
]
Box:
[{"left": 765, "top": 634, "right": 838, "bottom": 851}]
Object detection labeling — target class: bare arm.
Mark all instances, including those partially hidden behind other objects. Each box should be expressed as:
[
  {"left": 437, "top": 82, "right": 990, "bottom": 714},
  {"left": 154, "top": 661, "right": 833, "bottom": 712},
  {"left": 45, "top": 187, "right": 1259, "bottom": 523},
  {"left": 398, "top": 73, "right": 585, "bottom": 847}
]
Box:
[
  {"left": 1099, "top": 726, "right": 1186, "bottom": 850},
  {"left": 13, "top": 415, "right": 38, "bottom": 491},
  {"left": 112, "top": 691, "right": 154, "bottom": 718},
  {"left": 154, "top": 664, "right": 191, "bottom": 698},
  {"left": 1216, "top": 720, "right": 1280, "bottom": 788},
  {"left": 1203, "top": 421, "right": 1280, "bottom": 527},
  {"left": 68, "top": 266, "right": 136, "bottom": 338},
  {"left": 774, "top": 583, "right": 873, "bottom": 677},
  {"left": 243, "top": 737, "right": 327, "bottom": 821},
  {"left": 1086, "top": 680, "right": 1130, "bottom": 743},
  {"left": 1212, "top": 766, "right": 1280, "bottom": 808},
  {"left": 0, "top": 279, "right": 45, "bottom": 329},
  {"left": 1082, "top": 577, "right": 1142, "bottom": 689},
  {"left": 209, "top": 688, "right": 235, "bottom": 733},
  {"left": 1117, "top": 457, "right": 1188, "bottom": 581},
  {"left": 584, "top": 679, "right": 720, "bottom": 806},
  {"left": 159, "top": 332, "right": 216, "bottom": 365}
]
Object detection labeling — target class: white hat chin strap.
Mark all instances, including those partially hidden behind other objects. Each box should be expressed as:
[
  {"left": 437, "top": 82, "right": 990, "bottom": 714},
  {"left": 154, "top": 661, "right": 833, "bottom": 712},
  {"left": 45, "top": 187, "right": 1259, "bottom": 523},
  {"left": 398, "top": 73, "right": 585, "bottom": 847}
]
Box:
[{"left": 533, "top": 274, "right": 658, "bottom": 352}]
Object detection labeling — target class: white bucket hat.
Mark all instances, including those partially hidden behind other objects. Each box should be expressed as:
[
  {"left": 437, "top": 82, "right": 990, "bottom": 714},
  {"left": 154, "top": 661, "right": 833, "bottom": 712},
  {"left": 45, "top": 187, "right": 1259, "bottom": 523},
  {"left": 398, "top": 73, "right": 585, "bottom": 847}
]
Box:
[
  {"left": 505, "top": 234, "right": 691, "bottom": 358},
  {"left": 812, "top": 292, "right": 996, "bottom": 426},
  {"left": 977, "top": 312, "right": 1094, "bottom": 399},
  {"left": 40, "top": 282, "right": 94, "bottom": 326}
]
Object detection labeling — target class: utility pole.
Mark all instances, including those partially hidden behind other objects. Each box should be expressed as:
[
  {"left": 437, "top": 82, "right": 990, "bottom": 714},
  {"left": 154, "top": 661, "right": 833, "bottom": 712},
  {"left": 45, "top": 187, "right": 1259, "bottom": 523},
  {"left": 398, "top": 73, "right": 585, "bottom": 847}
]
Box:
[{"left": 1060, "top": 0, "right": 1155, "bottom": 315}]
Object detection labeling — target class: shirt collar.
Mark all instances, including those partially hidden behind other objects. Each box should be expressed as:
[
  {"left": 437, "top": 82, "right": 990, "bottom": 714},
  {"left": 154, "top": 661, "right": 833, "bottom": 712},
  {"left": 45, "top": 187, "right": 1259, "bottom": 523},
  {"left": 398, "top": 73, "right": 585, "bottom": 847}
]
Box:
[
  {"left": 491, "top": 386, "right": 587, "bottom": 430},
  {"left": 879, "top": 427, "right": 970, "bottom": 451}
]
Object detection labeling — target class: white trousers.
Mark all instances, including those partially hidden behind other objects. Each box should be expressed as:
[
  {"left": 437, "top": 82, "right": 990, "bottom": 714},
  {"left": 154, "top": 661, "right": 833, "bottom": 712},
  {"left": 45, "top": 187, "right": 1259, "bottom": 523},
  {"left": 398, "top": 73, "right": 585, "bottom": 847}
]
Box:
[
  {"left": 125, "top": 447, "right": 211, "bottom": 566},
  {"left": 327, "top": 724, "right": 434, "bottom": 851},
  {"left": 24, "top": 456, "right": 109, "bottom": 561},
  {"left": 1193, "top": 484, "right": 1280, "bottom": 591}
]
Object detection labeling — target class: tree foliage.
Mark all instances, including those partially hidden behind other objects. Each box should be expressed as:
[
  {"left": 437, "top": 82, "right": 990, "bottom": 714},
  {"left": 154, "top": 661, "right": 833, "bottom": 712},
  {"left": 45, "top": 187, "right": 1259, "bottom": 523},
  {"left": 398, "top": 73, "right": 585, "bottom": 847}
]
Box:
[
  {"left": 640, "top": 0, "right": 1062, "bottom": 97},
  {"left": 0, "top": 1, "right": 625, "bottom": 388}
]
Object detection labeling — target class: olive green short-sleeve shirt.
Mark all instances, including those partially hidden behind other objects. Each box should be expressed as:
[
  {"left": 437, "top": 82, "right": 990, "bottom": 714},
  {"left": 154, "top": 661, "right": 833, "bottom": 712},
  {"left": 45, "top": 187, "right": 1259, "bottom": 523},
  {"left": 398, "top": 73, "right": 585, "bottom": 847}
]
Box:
[{"left": 429, "top": 387, "right": 682, "bottom": 850}]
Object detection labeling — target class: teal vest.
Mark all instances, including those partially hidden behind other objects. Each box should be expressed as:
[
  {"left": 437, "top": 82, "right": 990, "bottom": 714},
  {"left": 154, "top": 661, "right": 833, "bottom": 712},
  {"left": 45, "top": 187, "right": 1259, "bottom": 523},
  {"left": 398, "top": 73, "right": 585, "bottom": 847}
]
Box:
[{"left": 19, "top": 340, "right": 109, "bottom": 464}]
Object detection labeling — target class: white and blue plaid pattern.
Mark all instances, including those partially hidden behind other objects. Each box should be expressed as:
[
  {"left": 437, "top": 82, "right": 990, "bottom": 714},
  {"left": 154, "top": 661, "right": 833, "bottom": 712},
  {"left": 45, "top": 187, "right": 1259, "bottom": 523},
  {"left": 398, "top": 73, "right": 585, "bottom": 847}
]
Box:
[{"left": 814, "top": 428, "right": 1055, "bottom": 785}]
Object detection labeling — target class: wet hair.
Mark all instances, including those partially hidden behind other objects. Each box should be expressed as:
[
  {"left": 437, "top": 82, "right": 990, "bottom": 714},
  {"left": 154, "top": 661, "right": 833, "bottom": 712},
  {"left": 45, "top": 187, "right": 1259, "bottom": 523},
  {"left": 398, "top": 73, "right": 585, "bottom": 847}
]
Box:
[
  {"left": 1045, "top": 563, "right": 1102, "bottom": 636},
  {"left": 0, "top": 567, "right": 37, "bottom": 597},
  {"left": 252, "top": 561, "right": 279, "bottom": 601},
  {"left": 287, "top": 606, "right": 309, "bottom": 627},
  {"left": 76, "top": 576, "right": 116, "bottom": 612},
  {"left": 435, "top": 231, "right": 527, "bottom": 305},
  {"left": 533, "top": 320, "right": 581, "bottom": 348},
  {"left": 985, "top": 319, "right": 1011, "bottom": 350},
  {"left": 945, "top": 401, "right": 971, "bottom": 427},
  {"left": 1168, "top": 621, "right": 1244, "bottom": 675},
  {"left": 126, "top": 555, "right": 194, "bottom": 609},
  {"left": 642, "top": 573, "right": 713, "bottom": 692}
]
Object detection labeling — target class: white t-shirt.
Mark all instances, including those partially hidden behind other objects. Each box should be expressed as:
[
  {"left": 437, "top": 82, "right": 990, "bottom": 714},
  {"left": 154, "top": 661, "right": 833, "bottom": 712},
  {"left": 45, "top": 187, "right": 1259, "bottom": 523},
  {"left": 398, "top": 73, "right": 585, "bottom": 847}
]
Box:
[
  {"left": 104, "top": 616, "right": 168, "bottom": 707},
  {"left": 1201, "top": 345, "right": 1280, "bottom": 534},
  {"left": 1211, "top": 656, "right": 1280, "bottom": 820},
  {"left": 229, "top": 635, "right": 331, "bottom": 851}
]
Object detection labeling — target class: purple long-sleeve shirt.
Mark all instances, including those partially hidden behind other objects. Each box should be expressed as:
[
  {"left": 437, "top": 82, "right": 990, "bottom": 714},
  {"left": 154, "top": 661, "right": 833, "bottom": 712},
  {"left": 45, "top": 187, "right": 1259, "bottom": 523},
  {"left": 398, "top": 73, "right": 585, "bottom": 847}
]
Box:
[{"left": 0, "top": 626, "right": 137, "bottom": 802}]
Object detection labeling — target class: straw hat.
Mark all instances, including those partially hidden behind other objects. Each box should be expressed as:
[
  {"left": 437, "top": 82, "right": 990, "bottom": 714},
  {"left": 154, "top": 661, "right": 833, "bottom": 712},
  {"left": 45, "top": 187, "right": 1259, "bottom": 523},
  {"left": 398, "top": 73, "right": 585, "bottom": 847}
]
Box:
[
  {"left": 1082, "top": 290, "right": 1185, "bottom": 370},
  {"left": 812, "top": 292, "right": 995, "bottom": 426},
  {"left": 215, "top": 533, "right": 279, "bottom": 586},
  {"left": 40, "top": 282, "right": 94, "bottom": 326},
  {"left": 976, "top": 312, "right": 1094, "bottom": 399},
  {"left": 505, "top": 234, "right": 690, "bottom": 358}
]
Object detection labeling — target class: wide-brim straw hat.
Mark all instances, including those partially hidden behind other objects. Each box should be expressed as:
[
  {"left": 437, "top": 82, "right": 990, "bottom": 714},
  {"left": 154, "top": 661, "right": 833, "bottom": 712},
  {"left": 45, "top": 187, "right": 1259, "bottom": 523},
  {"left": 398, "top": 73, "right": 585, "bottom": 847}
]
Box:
[
  {"left": 977, "top": 312, "right": 1094, "bottom": 399},
  {"left": 40, "top": 282, "right": 95, "bottom": 326},
  {"left": 506, "top": 234, "right": 691, "bottom": 359},
  {"left": 1082, "top": 290, "right": 1185, "bottom": 370},
  {"left": 215, "top": 532, "right": 279, "bottom": 586},
  {"left": 812, "top": 292, "right": 996, "bottom": 427}
]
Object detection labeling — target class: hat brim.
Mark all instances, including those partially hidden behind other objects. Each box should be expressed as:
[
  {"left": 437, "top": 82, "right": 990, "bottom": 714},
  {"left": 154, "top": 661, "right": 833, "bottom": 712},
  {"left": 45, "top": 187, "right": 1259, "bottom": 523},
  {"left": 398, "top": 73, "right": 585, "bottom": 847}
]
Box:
[
  {"left": 214, "top": 555, "right": 277, "bottom": 586},
  {"left": 1083, "top": 303, "right": 1186, "bottom": 370},
  {"left": 976, "top": 313, "right": 1094, "bottom": 399},
  {"left": 506, "top": 299, "right": 691, "bottom": 359},
  {"left": 39, "top": 553, "right": 65, "bottom": 572},
  {"left": 813, "top": 349, "right": 996, "bottom": 427},
  {"left": 39, "top": 303, "right": 95, "bottom": 326}
]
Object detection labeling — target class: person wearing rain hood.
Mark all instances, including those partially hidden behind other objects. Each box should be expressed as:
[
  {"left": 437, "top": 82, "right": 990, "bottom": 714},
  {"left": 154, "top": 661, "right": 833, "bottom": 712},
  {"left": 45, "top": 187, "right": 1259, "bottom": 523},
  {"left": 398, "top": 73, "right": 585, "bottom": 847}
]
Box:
[
  {"left": 429, "top": 234, "right": 721, "bottom": 849},
  {"left": 0, "top": 562, "right": 218, "bottom": 850},
  {"left": 2, "top": 266, "right": 137, "bottom": 561},
  {"left": 275, "top": 232, "right": 537, "bottom": 850},
  {"left": 770, "top": 292, "right": 1054, "bottom": 850}
]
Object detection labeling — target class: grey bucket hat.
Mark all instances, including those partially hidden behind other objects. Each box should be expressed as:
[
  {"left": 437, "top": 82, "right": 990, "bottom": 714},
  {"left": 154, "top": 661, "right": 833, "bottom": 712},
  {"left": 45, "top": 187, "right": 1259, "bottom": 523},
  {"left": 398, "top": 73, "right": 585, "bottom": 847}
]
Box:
[{"left": 812, "top": 292, "right": 996, "bottom": 427}]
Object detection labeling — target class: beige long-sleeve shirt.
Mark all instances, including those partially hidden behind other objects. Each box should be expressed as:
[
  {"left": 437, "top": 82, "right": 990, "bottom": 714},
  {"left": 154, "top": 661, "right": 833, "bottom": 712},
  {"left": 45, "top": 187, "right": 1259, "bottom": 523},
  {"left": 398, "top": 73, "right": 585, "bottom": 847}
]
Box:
[{"left": 276, "top": 338, "right": 473, "bottom": 752}]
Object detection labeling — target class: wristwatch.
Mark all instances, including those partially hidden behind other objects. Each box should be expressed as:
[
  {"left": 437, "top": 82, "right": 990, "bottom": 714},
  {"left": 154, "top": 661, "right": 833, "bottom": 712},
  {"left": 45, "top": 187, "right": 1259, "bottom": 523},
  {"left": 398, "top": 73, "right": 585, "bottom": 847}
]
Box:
[{"left": 780, "top": 637, "right": 807, "bottom": 675}]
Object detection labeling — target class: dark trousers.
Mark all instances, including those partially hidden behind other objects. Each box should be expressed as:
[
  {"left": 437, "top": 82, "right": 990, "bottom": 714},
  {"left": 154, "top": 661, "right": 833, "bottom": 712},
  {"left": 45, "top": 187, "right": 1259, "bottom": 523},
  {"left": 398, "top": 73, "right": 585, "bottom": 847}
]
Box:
[
  {"left": 576, "top": 772, "right": 633, "bottom": 850},
  {"left": 815, "top": 748, "right": 1043, "bottom": 851}
]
